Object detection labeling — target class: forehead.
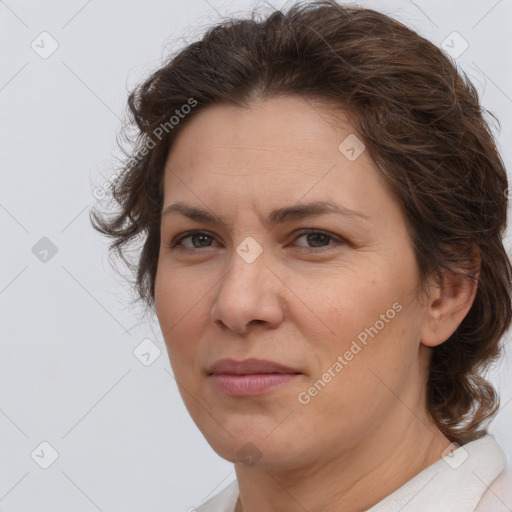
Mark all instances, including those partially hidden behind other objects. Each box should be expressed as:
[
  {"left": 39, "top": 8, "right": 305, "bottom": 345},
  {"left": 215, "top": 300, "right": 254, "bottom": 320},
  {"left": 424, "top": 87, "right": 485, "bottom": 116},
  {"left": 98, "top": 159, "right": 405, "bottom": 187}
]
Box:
[
  {"left": 167, "top": 95, "right": 355, "bottom": 161},
  {"left": 161, "top": 95, "right": 397, "bottom": 224},
  {"left": 165, "top": 96, "right": 367, "bottom": 178}
]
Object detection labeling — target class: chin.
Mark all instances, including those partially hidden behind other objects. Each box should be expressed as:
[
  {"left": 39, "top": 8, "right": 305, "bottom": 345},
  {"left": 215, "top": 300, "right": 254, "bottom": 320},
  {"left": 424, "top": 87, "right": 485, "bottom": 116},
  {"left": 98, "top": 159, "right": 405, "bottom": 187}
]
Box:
[{"left": 203, "top": 428, "right": 306, "bottom": 471}]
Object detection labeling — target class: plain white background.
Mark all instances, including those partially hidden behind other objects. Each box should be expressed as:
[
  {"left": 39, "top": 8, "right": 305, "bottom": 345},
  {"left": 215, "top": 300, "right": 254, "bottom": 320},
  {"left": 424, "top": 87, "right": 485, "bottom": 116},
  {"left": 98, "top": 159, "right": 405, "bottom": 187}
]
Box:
[{"left": 0, "top": 0, "right": 511, "bottom": 510}]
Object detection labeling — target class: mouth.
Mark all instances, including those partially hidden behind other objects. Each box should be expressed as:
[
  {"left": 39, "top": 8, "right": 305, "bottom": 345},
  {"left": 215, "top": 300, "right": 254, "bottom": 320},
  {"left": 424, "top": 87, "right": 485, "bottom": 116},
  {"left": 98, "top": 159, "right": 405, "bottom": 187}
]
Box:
[{"left": 207, "top": 358, "right": 302, "bottom": 396}]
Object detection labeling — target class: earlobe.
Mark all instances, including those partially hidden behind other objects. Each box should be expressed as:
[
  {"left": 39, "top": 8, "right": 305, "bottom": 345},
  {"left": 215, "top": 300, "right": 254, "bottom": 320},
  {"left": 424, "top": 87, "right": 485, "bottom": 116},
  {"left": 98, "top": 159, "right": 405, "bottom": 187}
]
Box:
[{"left": 421, "top": 270, "right": 479, "bottom": 348}]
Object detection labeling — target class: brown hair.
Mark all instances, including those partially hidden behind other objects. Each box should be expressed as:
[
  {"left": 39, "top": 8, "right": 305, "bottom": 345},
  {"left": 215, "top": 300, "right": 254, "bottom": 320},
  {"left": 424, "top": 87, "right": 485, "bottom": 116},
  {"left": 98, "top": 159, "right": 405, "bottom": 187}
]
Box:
[{"left": 90, "top": 0, "right": 512, "bottom": 446}]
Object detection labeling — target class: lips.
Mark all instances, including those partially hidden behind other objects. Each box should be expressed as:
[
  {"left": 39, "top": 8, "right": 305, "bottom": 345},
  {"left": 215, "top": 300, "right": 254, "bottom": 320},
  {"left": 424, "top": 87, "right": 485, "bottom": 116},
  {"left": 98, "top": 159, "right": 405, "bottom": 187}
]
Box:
[
  {"left": 207, "top": 358, "right": 301, "bottom": 375},
  {"left": 207, "top": 358, "right": 302, "bottom": 396}
]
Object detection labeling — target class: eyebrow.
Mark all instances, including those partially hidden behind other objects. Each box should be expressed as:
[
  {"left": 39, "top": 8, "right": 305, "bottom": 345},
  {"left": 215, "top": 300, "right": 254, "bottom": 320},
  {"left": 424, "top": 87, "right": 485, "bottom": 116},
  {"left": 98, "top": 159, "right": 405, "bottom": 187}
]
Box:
[{"left": 161, "top": 200, "right": 370, "bottom": 228}]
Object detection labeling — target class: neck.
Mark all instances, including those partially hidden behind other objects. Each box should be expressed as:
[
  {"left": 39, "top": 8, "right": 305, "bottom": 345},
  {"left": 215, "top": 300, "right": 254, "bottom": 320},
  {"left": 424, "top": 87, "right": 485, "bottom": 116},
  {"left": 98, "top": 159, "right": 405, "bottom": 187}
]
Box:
[{"left": 233, "top": 414, "right": 451, "bottom": 512}]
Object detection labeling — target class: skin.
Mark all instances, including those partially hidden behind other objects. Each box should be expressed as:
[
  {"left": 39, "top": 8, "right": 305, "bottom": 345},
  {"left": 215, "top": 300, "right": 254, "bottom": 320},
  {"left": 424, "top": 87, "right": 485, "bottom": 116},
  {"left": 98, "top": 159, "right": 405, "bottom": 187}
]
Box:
[{"left": 154, "top": 95, "right": 478, "bottom": 512}]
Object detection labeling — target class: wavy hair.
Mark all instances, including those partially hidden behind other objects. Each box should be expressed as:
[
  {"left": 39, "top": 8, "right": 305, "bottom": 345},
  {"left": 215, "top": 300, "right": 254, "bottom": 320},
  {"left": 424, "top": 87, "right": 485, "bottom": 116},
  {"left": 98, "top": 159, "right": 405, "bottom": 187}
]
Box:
[{"left": 90, "top": 0, "right": 512, "bottom": 445}]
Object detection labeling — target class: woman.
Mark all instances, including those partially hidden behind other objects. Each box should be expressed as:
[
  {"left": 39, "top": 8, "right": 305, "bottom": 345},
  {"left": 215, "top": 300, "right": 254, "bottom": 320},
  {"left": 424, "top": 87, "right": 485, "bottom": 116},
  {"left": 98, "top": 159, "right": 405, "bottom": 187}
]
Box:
[{"left": 91, "top": 1, "right": 512, "bottom": 510}]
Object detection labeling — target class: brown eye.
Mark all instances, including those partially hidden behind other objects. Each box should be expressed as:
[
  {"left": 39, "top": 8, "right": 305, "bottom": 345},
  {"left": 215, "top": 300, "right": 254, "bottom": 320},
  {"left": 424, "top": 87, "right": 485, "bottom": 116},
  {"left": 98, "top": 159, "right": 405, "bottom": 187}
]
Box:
[
  {"left": 172, "top": 231, "right": 218, "bottom": 249},
  {"left": 293, "top": 229, "right": 344, "bottom": 249}
]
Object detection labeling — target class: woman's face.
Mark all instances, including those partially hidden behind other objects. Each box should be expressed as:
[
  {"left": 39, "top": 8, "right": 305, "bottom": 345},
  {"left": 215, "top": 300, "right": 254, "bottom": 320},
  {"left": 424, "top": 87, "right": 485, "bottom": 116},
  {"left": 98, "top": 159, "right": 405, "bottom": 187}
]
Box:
[{"left": 154, "top": 95, "right": 438, "bottom": 470}]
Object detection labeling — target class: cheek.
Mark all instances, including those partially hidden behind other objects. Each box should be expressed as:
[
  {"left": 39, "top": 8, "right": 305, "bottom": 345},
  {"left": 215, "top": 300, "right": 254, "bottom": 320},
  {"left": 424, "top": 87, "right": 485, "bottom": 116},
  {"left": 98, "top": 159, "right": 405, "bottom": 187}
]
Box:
[
  {"left": 154, "top": 264, "right": 213, "bottom": 376},
  {"left": 154, "top": 272, "right": 178, "bottom": 339},
  {"left": 154, "top": 268, "right": 192, "bottom": 364},
  {"left": 312, "top": 269, "right": 403, "bottom": 338},
  {"left": 155, "top": 259, "right": 204, "bottom": 332},
  {"left": 299, "top": 306, "right": 420, "bottom": 434},
  {"left": 307, "top": 259, "right": 422, "bottom": 381}
]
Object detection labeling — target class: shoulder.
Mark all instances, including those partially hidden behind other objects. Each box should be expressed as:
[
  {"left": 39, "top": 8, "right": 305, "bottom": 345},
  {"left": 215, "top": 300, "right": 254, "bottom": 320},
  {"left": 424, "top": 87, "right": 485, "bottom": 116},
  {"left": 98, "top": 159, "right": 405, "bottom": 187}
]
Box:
[{"left": 474, "top": 465, "right": 512, "bottom": 512}]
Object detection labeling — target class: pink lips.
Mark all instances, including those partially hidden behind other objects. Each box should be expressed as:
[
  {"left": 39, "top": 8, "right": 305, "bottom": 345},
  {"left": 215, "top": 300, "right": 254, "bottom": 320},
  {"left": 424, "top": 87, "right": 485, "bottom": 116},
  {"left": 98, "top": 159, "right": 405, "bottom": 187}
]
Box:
[{"left": 207, "top": 358, "right": 302, "bottom": 396}]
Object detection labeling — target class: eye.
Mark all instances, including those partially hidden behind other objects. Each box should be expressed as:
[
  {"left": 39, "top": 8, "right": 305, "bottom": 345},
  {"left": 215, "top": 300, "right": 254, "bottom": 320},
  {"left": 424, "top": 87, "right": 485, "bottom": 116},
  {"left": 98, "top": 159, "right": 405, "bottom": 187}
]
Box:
[
  {"left": 292, "top": 229, "right": 344, "bottom": 250},
  {"left": 171, "top": 230, "right": 218, "bottom": 250},
  {"left": 170, "top": 229, "right": 344, "bottom": 251}
]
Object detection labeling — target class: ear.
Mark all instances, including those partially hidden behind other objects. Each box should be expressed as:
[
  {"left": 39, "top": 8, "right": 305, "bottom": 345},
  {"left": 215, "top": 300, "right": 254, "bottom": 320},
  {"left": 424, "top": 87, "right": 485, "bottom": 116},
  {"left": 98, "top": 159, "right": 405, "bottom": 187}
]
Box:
[{"left": 421, "top": 263, "right": 479, "bottom": 348}]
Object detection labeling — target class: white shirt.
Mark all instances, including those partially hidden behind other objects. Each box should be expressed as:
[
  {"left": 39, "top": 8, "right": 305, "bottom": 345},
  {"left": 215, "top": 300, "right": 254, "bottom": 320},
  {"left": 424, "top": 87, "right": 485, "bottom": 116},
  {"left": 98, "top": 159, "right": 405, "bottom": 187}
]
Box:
[{"left": 195, "top": 434, "right": 511, "bottom": 511}]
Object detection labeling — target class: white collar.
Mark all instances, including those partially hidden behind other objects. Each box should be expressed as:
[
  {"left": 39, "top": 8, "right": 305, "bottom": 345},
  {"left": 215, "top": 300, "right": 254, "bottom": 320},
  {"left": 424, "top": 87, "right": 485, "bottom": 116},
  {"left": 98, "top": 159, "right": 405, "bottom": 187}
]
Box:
[{"left": 366, "top": 434, "right": 507, "bottom": 512}]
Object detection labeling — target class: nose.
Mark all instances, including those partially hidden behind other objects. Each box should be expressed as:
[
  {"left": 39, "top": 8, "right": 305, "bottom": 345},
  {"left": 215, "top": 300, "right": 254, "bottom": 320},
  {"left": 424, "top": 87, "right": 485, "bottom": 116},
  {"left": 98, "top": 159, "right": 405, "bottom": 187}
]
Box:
[{"left": 210, "top": 245, "right": 285, "bottom": 335}]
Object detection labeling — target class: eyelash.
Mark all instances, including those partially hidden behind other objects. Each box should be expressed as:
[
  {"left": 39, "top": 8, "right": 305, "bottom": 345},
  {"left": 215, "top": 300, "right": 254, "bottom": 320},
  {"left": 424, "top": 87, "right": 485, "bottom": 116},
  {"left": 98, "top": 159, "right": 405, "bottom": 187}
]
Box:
[{"left": 169, "top": 229, "right": 345, "bottom": 252}]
